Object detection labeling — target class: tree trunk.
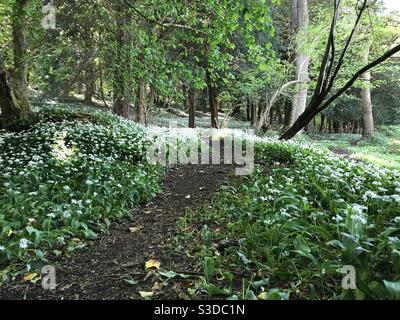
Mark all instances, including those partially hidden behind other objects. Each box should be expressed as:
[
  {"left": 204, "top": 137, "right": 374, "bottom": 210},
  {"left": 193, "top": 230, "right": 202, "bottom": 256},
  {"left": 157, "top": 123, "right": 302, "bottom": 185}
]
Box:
[
  {"left": 319, "top": 114, "right": 325, "bottom": 132},
  {"left": 231, "top": 99, "right": 241, "bottom": 117},
  {"left": 257, "top": 99, "right": 263, "bottom": 120},
  {"left": 98, "top": 61, "right": 107, "bottom": 105},
  {"left": 136, "top": 79, "right": 146, "bottom": 123},
  {"left": 277, "top": 107, "right": 284, "bottom": 128},
  {"left": 0, "top": 66, "right": 16, "bottom": 128},
  {"left": 12, "top": 0, "right": 29, "bottom": 89},
  {"left": 352, "top": 120, "right": 358, "bottom": 134},
  {"left": 146, "top": 86, "right": 155, "bottom": 125},
  {"left": 84, "top": 62, "right": 95, "bottom": 105},
  {"left": 113, "top": 97, "right": 131, "bottom": 118},
  {"left": 206, "top": 70, "right": 218, "bottom": 128},
  {"left": 361, "top": 50, "right": 374, "bottom": 138},
  {"left": 269, "top": 107, "right": 274, "bottom": 127},
  {"left": 0, "top": 0, "right": 32, "bottom": 128},
  {"left": 112, "top": 7, "right": 131, "bottom": 118},
  {"left": 339, "top": 120, "right": 343, "bottom": 133},
  {"left": 290, "top": 0, "right": 310, "bottom": 125},
  {"left": 246, "top": 97, "right": 251, "bottom": 121},
  {"left": 250, "top": 98, "right": 256, "bottom": 126},
  {"left": 188, "top": 88, "right": 195, "bottom": 128}
]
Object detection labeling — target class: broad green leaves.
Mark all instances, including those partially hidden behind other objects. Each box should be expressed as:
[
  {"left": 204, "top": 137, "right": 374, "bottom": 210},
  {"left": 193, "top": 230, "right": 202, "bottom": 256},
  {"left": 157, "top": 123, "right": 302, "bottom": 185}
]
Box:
[
  {"left": 178, "top": 139, "right": 400, "bottom": 299},
  {"left": 0, "top": 104, "right": 161, "bottom": 276}
]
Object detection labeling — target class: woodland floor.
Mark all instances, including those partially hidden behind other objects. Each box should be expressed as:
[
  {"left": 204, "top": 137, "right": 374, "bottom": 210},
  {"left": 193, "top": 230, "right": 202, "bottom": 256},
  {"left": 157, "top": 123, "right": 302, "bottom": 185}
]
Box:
[{"left": 0, "top": 164, "right": 236, "bottom": 300}]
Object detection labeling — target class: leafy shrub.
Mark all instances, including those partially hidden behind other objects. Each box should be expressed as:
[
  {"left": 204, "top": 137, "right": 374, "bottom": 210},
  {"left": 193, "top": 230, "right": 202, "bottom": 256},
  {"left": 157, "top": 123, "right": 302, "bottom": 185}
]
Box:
[{"left": 254, "top": 141, "right": 296, "bottom": 165}]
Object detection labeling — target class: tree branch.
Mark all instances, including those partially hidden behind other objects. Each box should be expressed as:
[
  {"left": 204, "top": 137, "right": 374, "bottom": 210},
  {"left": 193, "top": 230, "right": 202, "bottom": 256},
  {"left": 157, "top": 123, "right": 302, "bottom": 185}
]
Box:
[
  {"left": 325, "top": 0, "right": 368, "bottom": 93},
  {"left": 317, "top": 43, "right": 400, "bottom": 114}
]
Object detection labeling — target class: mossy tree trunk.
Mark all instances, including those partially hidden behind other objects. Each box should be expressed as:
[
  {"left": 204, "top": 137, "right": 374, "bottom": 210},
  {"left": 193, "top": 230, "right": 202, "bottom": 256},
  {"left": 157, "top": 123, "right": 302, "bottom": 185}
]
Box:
[{"left": 0, "top": 0, "right": 32, "bottom": 129}]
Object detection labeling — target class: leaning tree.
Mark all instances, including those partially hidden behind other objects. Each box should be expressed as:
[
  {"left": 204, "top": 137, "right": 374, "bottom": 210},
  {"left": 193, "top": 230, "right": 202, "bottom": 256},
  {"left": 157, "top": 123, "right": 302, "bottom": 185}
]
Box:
[{"left": 280, "top": 0, "right": 400, "bottom": 140}]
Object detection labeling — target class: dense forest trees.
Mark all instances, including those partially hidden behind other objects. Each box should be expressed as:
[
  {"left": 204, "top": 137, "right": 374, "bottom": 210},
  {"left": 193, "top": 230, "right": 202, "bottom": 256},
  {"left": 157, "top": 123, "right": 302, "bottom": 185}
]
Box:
[{"left": 0, "top": 0, "right": 399, "bottom": 137}]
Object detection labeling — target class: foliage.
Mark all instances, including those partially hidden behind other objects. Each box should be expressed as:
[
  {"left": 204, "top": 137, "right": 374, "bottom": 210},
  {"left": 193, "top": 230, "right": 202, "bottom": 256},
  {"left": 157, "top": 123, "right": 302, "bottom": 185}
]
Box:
[
  {"left": 306, "top": 126, "right": 400, "bottom": 170},
  {"left": 305, "top": 0, "right": 400, "bottom": 124},
  {"left": 178, "top": 140, "right": 400, "bottom": 299},
  {"left": 0, "top": 104, "right": 161, "bottom": 280}
]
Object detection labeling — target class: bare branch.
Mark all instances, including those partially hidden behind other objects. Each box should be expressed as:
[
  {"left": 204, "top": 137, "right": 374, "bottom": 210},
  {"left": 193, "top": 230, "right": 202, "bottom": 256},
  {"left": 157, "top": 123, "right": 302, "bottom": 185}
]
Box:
[
  {"left": 313, "top": 0, "right": 341, "bottom": 98},
  {"left": 324, "top": 0, "right": 368, "bottom": 93},
  {"left": 318, "top": 43, "right": 400, "bottom": 113}
]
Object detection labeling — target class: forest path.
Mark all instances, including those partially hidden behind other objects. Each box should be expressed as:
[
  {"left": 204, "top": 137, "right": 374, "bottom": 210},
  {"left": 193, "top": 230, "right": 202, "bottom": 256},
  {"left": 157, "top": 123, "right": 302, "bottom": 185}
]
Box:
[{"left": 0, "top": 164, "right": 235, "bottom": 300}]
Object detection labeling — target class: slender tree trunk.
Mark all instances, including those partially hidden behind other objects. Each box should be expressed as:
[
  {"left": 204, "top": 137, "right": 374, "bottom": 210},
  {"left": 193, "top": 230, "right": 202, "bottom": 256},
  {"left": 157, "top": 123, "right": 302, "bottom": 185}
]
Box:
[
  {"left": 319, "top": 114, "right": 325, "bottom": 132},
  {"left": 231, "top": 99, "right": 241, "bottom": 117},
  {"left": 277, "top": 107, "right": 284, "bottom": 127},
  {"left": 250, "top": 98, "right": 256, "bottom": 126},
  {"left": 290, "top": 0, "right": 310, "bottom": 125},
  {"left": 146, "top": 86, "right": 155, "bottom": 125},
  {"left": 283, "top": 102, "right": 291, "bottom": 127},
  {"left": 98, "top": 61, "right": 106, "bottom": 104},
  {"left": 84, "top": 62, "right": 95, "bottom": 105},
  {"left": 361, "top": 49, "right": 374, "bottom": 138},
  {"left": 206, "top": 70, "right": 218, "bottom": 128},
  {"left": 136, "top": 79, "right": 146, "bottom": 123},
  {"left": 188, "top": 88, "right": 195, "bottom": 128},
  {"left": 269, "top": 107, "right": 274, "bottom": 127},
  {"left": 352, "top": 120, "right": 358, "bottom": 134},
  {"left": 113, "top": 8, "right": 131, "bottom": 118},
  {"left": 246, "top": 97, "right": 251, "bottom": 121},
  {"left": 257, "top": 100, "right": 263, "bottom": 120}
]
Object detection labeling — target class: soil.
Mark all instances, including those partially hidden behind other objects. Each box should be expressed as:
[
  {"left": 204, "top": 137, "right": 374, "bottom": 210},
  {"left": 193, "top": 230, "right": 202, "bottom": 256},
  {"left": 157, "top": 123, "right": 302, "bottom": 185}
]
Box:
[
  {"left": 328, "top": 148, "right": 351, "bottom": 156},
  {"left": 329, "top": 147, "right": 363, "bottom": 163},
  {"left": 0, "top": 164, "right": 236, "bottom": 300}
]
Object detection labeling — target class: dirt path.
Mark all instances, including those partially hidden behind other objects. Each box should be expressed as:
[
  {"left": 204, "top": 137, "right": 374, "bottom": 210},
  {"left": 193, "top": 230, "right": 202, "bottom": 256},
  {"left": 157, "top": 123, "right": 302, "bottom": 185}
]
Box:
[
  {"left": 0, "top": 164, "right": 235, "bottom": 300},
  {"left": 328, "top": 147, "right": 351, "bottom": 157}
]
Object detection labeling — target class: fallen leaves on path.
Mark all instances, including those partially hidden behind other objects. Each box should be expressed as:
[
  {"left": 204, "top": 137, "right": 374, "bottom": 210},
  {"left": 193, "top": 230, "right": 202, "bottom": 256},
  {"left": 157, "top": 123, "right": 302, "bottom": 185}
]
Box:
[
  {"left": 145, "top": 259, "right": 161, "bottom": 270},
  {"left": 152, "top": 281, "right": 163, "bottom": 291},
  {"left": 139, "top": 291, "right": 154, "bottom": 298},
  {"left": 22, "top": 273, "right": 38, "bottom": 282},
  {"left": 129, "top": 225, "right": 143, "bottom": 233}
]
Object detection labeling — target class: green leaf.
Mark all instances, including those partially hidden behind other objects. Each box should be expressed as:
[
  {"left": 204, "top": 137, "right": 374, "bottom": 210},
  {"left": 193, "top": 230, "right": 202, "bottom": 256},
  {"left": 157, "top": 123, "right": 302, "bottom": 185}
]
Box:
[
  {"left": 124, "top": 278, "right": 140, "bottom": 285},
  {"left": 237, "top": 251, "right": 250, "bottom": 265},
  {"left": 158, "top": 271, "right": 192, "bottom": 279},
  {"left": 251, "top": 278, "right": 270, "bottom": 289},
  {"left": 204, "top": 283, "right": 230, "bottom": 296},
  {"left": 259, "top": 63, "right": 269, "bottom": 72},
  {"left": 383, "top": 280, "right": 400, "bottom": 299},
  {"left": 204, "top": 257, "right": 215, "bottom": 281},
  {"left": 83, "top": 229, "right": 97, "bottom": 239}
]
